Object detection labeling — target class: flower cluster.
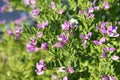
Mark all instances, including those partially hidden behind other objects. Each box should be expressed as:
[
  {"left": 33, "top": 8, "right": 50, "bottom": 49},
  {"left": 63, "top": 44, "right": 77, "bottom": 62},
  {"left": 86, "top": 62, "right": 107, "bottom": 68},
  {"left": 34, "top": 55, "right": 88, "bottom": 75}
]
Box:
[{"left": 26, "top": 37, "right": 39, "bottom": 52}]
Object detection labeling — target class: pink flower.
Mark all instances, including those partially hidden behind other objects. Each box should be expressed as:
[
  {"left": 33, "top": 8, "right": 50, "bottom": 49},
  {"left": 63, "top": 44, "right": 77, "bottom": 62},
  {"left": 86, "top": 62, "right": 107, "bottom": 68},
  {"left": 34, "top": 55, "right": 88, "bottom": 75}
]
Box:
[
  {"left": 24, "top": 0, "right": 30, "bottom": 5},
  {"left": 37, "top": 23, "right": 43, "bottom": 28},
  {"left": 30, "top": 8, "right": 40, "bottom": 17},
  {"left": 65, "top": 66, "right": 75, "bottom": 73},
  {"left": 57, "top": 32, "right": 68, "bottom": 43},
  {"left": 61, "top": 21, "right": 72, "bottom": 30},
  {"left": 78, "top": 10, "right": 84, "bottom": 15},
  {"left": 7, "top": 30, "right": 13, "bottom": 36},
  {"left": 0, "top": 5, "right": 6, "bottom": 13},
  {"left": 41, "top": 42, "right": 48, "bottom": 50},
  {"left": 93, "top": 37, "right": 106, "bottom": 45},
  {"left": 104, "top": 1, "right": 110, "bottom": 10},
  {"left": 35, "top": 60, "right": 46, "bottom": 75},
  {"left": 50, "top": 2, "right": 55, "bottom": 9},
  {"left": 58, "top": 10, "right": 64, "bottom": 14},
  {"left": 52, "top": 74, "right": 58, "bottom": 80},
  {"left": 88, "top": 6, "right": 94, "bottom": 13},
  {"left": 111, "top": 55, "right": 119, "bottom": 61},
  {"left": 63, "top": 76, "right": 68, "bottom": 80},
  {"left": 101, "top": 53, "right": 107, "bottom": 58},
  {"left": 36, "top": 32, "right": 43, "bottom": 38}
]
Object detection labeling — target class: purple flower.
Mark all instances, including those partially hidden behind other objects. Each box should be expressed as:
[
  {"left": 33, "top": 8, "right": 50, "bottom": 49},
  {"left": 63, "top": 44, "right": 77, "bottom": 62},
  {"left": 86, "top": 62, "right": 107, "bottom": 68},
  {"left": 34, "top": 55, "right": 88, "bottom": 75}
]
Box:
[
  {"left": 65, "top": 66, "right": 75, "bottom": 73},
  {"left": 37, "top": 21, "right": 49, "bottom": 29},
  {"left": 58, "top": 9, "right": 64, "bottom": 14},
  {"left": 111, "top": 55, "right": 119, "bottom": 61},
  {"left": 102, "top": 75, "right": 109, "bottom": 80},
  {"left": 80, "top": 32, "right": 92, "bottom": 48},
  {"left": 50, "top": 2, "right": 55, "bottom": 9},
  {"left": 30, "top": 0, "right": 36, "bottom": 5},
  {"left": 0, "top": 5, "right": 6, "bottom": 13},
  {"left": 36, "top": 32, "right": 43, "bottom": 38},
  {"left": 86, "top": 10, "right": 94, "bottom": 18},
  {"left": 88, "top": 6, "right": 94, "bottom": 13},
  {"left": 57, "top": 32, "right": 68, "bottom": 43},
  {"left": 104, "top": 1, "right": 110, "bottom": 10},
  {"left": 36, "top": 23, "right": 43, "bottom": 28},
  {"left": 101, "top": 53, "right": 107, "bottom": 58},
  {"left": 61, "top": 21, "right": 72, "bottom": 30},
  {"left": 107, "top": 26, "right": 119, "bottom": 37},
  {"left": 29, "top": 37, "right": 37, "bottom": 46},
  {"left": 35, "top": 60, "right": 46, "bottom": 75},
  {"left": 96, "top": 22, "right": 108, "bottom": 34},
  {"left": 26, "top": 44, "right": 39, "bottom": 52},
  {"left": 103, "top": 47, "right": 116, "bottom": 53},
  {"left": 93, "top": 37, "right": 106, "bottom": 45},
  {"left": 43, "top": 21, "right": 49, "bottom": 27},
  {"left": 53, "top": 41, "right": 65, "bottom": 48},
  {"left": 41, "top": 42, "right": 48, "bottom": 50},
  {"left": 7, "top": 30, "right": 13, "bottom": 36},
  {"left": 14, "top": 27, "right": 23, "bottom": 40},
  {"left": 30, "top": 8, "right": 40, "bottom": 16},
  {"left": 63, "top": 76, "right": 68, "bottom": 80}
]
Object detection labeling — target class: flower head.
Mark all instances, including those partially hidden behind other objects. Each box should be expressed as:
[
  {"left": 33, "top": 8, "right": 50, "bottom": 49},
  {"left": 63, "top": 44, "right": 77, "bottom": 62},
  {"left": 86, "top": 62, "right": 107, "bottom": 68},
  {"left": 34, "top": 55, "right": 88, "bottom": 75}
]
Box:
[
  {"left": 58, "top": 9, "right": 64, "bottom": 14},
  {"left": 41, "top": 42, "right": 48, "bottom": 50},
  {"left": 63, "top": 76, "right": 68, "bottom": 80},
  {"left": 7, "top": 30, "right": 13, "bottom": 36},
  {"left": 61, "top": 21, "right": 72, "bottom": 30},
  {"left": 111, "top": 55, "right": 119, "bottom": 61},
  {"left": 103, "top": 47, "right": 116, "bottom": 53},
  {"left": 30, "top": 8, "right": 40, "bottom": 17},
  {"left": 26, "top": 44, "right": 39, "bottom": 52},
  {"left": 107, "top": 26, "right": 119, "bottom": 37},
  {"left": 36, "top": 32, "right": 43, "bottom": 38},
  {"left": 50, "top": 2, "right": 55, "bottom": 9},
  {"left": 57, "top": 32, "right": 68, "bottom": 43},
  {"left": 35, "top": 60, "right": 46, "bottom": 75},
  {"left": 101, "top": 53, "right": 107, "bottom": 58},
  {"left": 102, "top": 75, "right": 109, "bottom": 80},
  {"left": 65, "top": 66, "right": 75, "bottom": 73},
  {"left": 104, "top": 1, "right": 110, "bottom": 10},
  {"left": 93, "top": 37, "right": 106, "bottom": 45}
]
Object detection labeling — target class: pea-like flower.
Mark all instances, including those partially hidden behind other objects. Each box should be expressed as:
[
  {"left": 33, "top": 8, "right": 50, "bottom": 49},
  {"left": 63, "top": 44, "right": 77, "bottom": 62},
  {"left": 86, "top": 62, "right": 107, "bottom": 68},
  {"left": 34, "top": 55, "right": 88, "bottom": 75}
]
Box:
[
  {"left": 101, "top": 53, "right": 107, "bottom": 58},
  {"left": 103, "top": 47, "right": 116, "bottom": 53},
  {"left": 111, "top": 55, "right": 119, "bottom": 61},
  {"left": 7, "top": 30, "right": 13, "bottom": 36},
  {"left": 80, "top": 32, "right": 92, "bottom": 48},
  {"left": 63, "top": 76, "right": 68, "bottom": 80},
  {"left": 104, "top": 1, "right": 110, "bottom": 10},
  {"left": 26, "top": 44, "right": 39, "bottom": 52},
  {"left": 37, "top": 21, "right": 49, "bottom": 29},
  {"left": 36, "top": 32, "right": 43, "bottom": 38},
  {"left": 57, "top": 32, "right": 68, "bottom": 43},
  {"left": 102, "top": 75, "right": 109, "bottom": 80},
  {"left": 41, "top": 42, "right": 48, "bottom": 50},
  {"left": 58, "top": 9, "right": 64, "bottom": 14},
  {"left": 35, "top": 60, "right": 46, "bottom": 75},
  {"left": 50, "top": 2, "right": 55, "bottom": 9},
  {"left": 107, "top": 26, "right": 119, "bottom": 37},
  {"left": 61, "top": 21, "right": 72, "bottom": 30},
  {"left": 30, "top": 8, "right": 40, "bottom": 17},
  {"left": 93, "top": 37, "right": 106, "bottom": 45}
]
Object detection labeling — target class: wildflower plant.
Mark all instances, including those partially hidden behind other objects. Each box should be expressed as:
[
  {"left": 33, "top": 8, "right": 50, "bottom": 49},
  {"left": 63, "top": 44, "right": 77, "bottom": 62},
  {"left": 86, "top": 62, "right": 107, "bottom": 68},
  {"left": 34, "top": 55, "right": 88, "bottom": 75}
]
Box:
[{"left": 0, "top": 0, "right": 120, "bottom": 80}]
